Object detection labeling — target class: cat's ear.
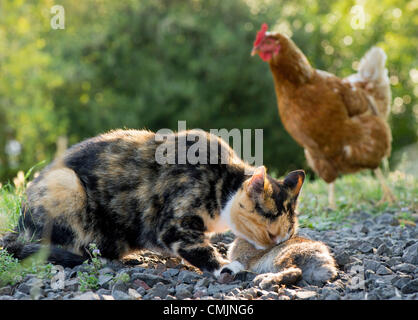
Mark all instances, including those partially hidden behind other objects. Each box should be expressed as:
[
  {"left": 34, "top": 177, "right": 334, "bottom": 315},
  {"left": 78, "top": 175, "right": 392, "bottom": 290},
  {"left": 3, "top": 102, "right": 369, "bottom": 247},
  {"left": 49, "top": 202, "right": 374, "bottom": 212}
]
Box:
[
  {"left": 283, "top": 170, "right": 305, "bottom": 197},
  {"left": 246, "top": 166, "right": 267, "bottom": 196}
]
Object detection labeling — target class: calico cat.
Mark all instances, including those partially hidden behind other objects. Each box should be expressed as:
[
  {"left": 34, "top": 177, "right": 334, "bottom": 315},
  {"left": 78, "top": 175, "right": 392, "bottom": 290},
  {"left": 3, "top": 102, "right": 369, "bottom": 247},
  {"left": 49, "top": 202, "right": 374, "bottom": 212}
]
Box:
[
  {"left": 226, "top": 235, "right": 338, "bottom": 287},
  {"left": 2, "top": 129, "right": 305, "bottom": 275}
]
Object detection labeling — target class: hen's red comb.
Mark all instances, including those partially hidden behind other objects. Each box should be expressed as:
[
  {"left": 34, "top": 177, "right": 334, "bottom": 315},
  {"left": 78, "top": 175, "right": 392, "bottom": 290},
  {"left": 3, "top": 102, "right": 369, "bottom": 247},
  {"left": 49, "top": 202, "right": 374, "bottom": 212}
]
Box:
[{"left": 253, "top": 23, "right": 268, "bottom": 47}]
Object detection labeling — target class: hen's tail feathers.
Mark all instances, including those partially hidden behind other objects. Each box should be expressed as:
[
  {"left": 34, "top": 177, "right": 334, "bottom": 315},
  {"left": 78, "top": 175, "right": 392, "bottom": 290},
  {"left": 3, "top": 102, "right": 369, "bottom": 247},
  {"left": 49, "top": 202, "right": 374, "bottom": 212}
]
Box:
[
  {"left": 358, "top": 47, "right": 391, "bottom": 117},
  {"left": 1, "top": 233, "right": 86, "bottom": 268},
  {"left": 358, "top": 47, "right": 388, "bottom": 83}
]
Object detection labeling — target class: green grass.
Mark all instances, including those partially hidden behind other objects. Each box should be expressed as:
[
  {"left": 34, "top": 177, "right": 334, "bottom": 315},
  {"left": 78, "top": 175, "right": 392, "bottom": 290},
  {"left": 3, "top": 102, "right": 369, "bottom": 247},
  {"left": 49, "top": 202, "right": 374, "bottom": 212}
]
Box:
[
  {"left": 0, "top": 162, "right": 45, "bottom": 236},
  {"left": 0, "top": 182, "right": 25, "bottom": 236},
  {"left": 297, "top": 170, "right": 418, "bottom": 230},
  {"left": 0, "top": 248, "right": 54, "bottom": 287}
]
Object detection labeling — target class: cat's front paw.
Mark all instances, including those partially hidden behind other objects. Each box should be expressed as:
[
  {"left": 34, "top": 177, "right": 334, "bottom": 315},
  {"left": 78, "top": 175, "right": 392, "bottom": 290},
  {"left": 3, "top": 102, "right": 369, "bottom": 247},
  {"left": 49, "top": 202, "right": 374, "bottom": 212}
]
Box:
[{"left": 214, "top": 261, "right": 245, "bottom": 278}]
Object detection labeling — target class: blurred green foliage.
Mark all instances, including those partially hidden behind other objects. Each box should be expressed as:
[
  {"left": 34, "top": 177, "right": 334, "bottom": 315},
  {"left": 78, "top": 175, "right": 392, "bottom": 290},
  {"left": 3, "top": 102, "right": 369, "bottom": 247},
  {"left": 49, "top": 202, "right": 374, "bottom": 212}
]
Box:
[{"left": 0, "top": 0, "right": 417, "bottom": 182}]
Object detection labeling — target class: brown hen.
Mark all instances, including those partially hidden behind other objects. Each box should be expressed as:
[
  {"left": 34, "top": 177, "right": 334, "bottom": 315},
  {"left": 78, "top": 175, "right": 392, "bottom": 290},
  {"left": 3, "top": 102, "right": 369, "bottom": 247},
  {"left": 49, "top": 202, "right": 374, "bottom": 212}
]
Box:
[{"left": 252, "top": 24, "right": 395, "bottom": 208}]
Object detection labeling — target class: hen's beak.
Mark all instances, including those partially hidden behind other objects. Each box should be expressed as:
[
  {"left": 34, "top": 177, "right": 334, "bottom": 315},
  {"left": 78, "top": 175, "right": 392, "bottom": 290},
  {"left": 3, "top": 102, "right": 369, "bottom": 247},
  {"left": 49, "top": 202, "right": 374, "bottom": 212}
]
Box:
[{"left": 251, "top": 47, "right": 259, "bottom": 56}]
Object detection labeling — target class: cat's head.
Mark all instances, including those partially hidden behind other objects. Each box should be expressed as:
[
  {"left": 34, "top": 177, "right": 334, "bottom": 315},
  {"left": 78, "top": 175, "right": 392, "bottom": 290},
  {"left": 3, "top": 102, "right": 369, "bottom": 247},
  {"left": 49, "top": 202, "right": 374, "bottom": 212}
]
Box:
[{"left": 229, "top": 166, "right": 305, "bottom": 249}]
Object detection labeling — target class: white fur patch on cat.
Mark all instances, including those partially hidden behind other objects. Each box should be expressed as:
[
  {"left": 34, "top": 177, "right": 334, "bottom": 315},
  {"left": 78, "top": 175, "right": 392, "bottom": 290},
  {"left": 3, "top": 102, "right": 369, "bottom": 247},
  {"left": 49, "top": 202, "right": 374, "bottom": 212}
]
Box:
[{"left": 218, "top": 192, "right": 237, "bottom": 232}]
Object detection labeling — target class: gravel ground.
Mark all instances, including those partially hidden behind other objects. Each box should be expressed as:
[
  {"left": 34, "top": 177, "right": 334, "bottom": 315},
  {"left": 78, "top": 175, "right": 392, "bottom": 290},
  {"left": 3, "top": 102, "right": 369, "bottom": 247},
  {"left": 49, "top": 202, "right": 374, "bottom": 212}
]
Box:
[{"left": 0, "top": 210, "right": 417, "bottom": 300}]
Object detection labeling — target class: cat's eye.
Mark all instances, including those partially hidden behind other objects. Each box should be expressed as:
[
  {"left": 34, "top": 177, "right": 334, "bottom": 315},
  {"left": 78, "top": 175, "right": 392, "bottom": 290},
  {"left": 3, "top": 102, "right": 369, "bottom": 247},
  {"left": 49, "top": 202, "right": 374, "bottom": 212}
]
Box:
[{"left": 268, "top": 231, "right": 276, "bottom": 241}]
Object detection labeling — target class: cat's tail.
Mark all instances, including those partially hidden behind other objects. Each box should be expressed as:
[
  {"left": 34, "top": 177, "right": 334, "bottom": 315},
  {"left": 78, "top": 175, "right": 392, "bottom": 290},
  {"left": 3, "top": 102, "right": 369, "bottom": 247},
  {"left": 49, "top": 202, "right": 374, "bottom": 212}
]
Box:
[{"left": 1, "top": 231, "right": 86, "bottom": 268}]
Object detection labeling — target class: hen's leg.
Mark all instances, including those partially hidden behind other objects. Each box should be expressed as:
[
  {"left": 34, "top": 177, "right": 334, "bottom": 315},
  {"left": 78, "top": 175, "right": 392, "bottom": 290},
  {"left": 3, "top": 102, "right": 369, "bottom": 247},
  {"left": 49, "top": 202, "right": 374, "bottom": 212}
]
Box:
[
  {"left": 328, "top": 182, "right": 336, "bottom": 210},
  {"left": 374, "top": 167, "right": 396, "bottom": 204}
]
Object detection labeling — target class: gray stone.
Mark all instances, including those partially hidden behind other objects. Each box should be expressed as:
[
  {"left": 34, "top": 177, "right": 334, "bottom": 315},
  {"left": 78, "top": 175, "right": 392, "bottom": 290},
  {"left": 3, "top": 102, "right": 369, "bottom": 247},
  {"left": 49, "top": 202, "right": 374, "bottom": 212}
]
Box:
[
  {"left": 213, "top": 292, "right": 224, "bottom": 299},
  {"left": 376, "top": 244, "right": 392, "bottom": 256},
  {"left": 360, "top": 226, "right": 369, "bottom": 234},
  {"left": 323, "top": 292, "right": 340, "bottom": 300},
  {"left": 358, "top": 242, "right": 374, "bottom": 253},
  {"left": 112, "top": 290, "right": 132, "bottom": 300},
  {"left": 377, "top": 213, "right": 399, "bottom": 226},
  {"left": 176, "top": 283, "right": 193, "bottom": 292},
  {"left": 401, "top": 279, "right": 418, "bottom": 294},
  {"left": 193, "top": 288, "right": 208, "bottom": 298},
  {"left": 128, "top": 288, "right": 142, "bottom": 300},
  {"left": 73, "top": 291, "right": 100, "bottom": 300},
  {"left": 405, "top": 293, "right": 418, "bottom": 300},
  {"left": 364, "top": 269, "right": 376, "bottom": 280},
  {"left": 62, "top": 293, "right": 74, "bottom": 300},
  {"left": 96, "top": 288, "right": 111, "bottom": 296},
  {"left": 392, "top": 263, "right": 416, "bottom": 273},
  {"left": 372, "top": 237, "right": 384, "bottom": 247},
  {"left": 207, "top": 283, "right": 222, "bottom": 295},
  {"left": 196, "top": 277, "right": 211, "bottom": 288},
  {"left": 162, "top": 269, "right": 179, "bottom": 278},
  {"left": 380, "top": 274, "right": 396, "bottom": 284},
  {"left": 14, "top": 291, "right": 30, "bottom": 299},
  {"left": 149, "top": 282, "right": 170, "bottom": 299},
  {"left": 98, "top": 267, "right": 115, "bottom": 275},
  {"left": 128, "top": 266, "right": 146, "bottom": 274},
  {"left": 207, "top": 283, "right": 240, "bottom": 295},
  {"left": 335, "top": 251, "right": 352, "bottom": 266},
  {"left": 391, "top": 275, "right": 412, "bottom": 289},
  {"left": 112, "top": 280, "right": 128, "bottom": 293},
  {"left": 0, "top": 286, "right": 12, "bottom": 296},
  {"left": 26, "top": 277, "right": 44, "bottom": 288},
  {"left": 376, "top": 265, "right": 393, "bottom": 275},
  {"left": 234, "top": 271, "right": 257, "bottom": 282},
  {"left": 177, "top": 270, "right": 202, "bottom": 284},
  {"left": 264, "top": 291, "right": 280, "bottom": 300},
  {"left": 376, "top": 286, "right": 396, "bottom": 299},
  {"left": 136, "top": 287, "right": 146, "bottom": 296},
  {"left": 17, "top": 283, "right": 31, "bottom": 295},
  {"left": 386, "top": 257, "right": 402, "bottom": 267},
  {"left": 402, "top": 242, "right": 418, "bottom": 265},
  {"left": 218, "top": 272, "right": 234, "bottom": 284},
  {"left": 242, "top": 288, "right": 258, "bottom": 299},
  {"left": 404, "top": 240, "right": 417, "bottom": 249},
  {"left": 365, "top": 292, "right": 379, "bottom": 300},
  {"left": 392, "top": 246, "right": 404, "bottom": 257},
  {"left": 65, "top": 278, "right": 79, "bottom": 291},
  {"left": 131, "top": 273, "right": 171, "bottom": 286},
  {"left": 176, "top": 284, "right": 193, "bottom": 299},
  {"left": 363, "top": 259, "right": 381, "bottom": 272},
  {"left": 326, "top": 280, "right": 346, "bottom": 293},
  {"left": 98, "top": 274, "right": 113, "bottom": 287},
  {"left": 294, "top": 290, "right": 317, "bottom": 300},
  {"left": 227, "top": 288, "right": 241, "bottom": 296}
]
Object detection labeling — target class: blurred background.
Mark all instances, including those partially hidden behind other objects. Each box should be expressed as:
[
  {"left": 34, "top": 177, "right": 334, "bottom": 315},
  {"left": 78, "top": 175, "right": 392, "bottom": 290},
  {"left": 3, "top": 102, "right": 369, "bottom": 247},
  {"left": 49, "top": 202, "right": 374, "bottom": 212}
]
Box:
[{"left": 0, "top": 0, "right": 417, "bottom": 183}]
